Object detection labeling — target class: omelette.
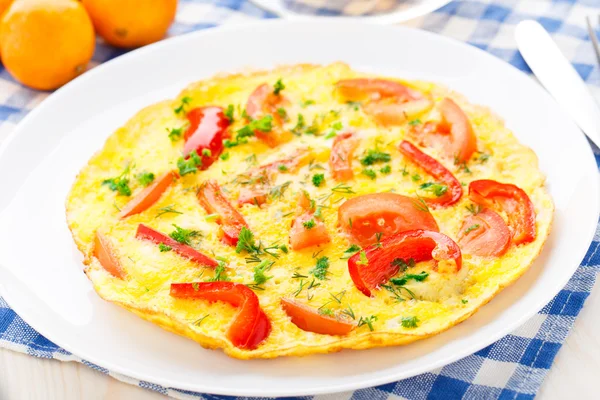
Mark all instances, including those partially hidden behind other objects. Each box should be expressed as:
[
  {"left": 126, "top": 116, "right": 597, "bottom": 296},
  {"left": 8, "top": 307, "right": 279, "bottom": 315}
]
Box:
[{"left": 66, "top": 63, "right": 553, "bottom": 359}]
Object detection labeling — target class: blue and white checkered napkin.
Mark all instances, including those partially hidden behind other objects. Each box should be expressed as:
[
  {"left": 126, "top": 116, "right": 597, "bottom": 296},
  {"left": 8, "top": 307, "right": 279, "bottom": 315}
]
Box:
[{"left": 1, "top": 0, "right": 599, "bottom": 398}]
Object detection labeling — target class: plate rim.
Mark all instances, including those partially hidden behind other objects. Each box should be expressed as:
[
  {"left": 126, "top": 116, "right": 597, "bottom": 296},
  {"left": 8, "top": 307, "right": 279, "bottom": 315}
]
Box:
[
  {"left": 247, "top": 0, "right": 454, "bottom": 24},
  {"left": 0, "top": 19, "right": 598, "bottom": 397}
]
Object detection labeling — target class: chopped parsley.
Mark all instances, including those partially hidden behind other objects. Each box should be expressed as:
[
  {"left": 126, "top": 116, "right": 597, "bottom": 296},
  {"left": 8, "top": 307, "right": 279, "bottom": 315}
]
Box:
[
  {"left": 419, "top": 182, "right": 448, "bottom": 197},
  {"left": 136, "top": 172, "right": 155, "bottom": 187},
  {"left": 358, "top": 315, "right": 378, "bottom": 331},
  {"left": 273, "top": 78, "right": 285, "bottom": 95},
  {"left": 207, "top": 262, "right": 229, "bottom": 282},
  {"left": 380, "top": 165, "right": 391, "bottom": 174},
  {"left": 464, "top": 224, "right": 480, "bottom": 234},
  {"left": 158, "top": 243, "right": 172, "bottom": 252},
  {"left": 174, "top": 96, "right": 191, "bottom": 114},
  {"left": 102, "top": 164, "right": 132, "bottom": 196},
  {"left": 169, "top": 224, "right": 201, "bottom": 246},
  {"left": 331, "top": 121, "right": 343, "bottom": 130},
  {"left": 391, "top": 257, "right": 416, "bottom": 272},
  {"left": 279, "top": 244, "right": 289, "bottom": 253},
  {"left": 408, "top": 119, "right": 422, "bottom": 126},
  {"left": 301, "top": 99, "right": 315, "bottom": 108},
  {"left": 236, "top": 227, "right": 258, "bottom": 254},
  {"left": 220, "top": 152, "right": 230, "bottom": 161},
  {"left": 478, "top": 153, "right": 490, "bottom": 163},
  {"left": 357, "top": 251, "right": 368, "bottom": 266},
  {"left": 276, "top": 107, "right": 287, "bottom": 119},
  {"left": 401, "top": 316, "right": 419, "bottom": 328},
  {"left": 303, "top": 219, "right": 316, "bottom": 230},
  {"left": 277, "top": 164, "right": 288, "bottom": 172},
  {"left": 252, "top": 260, "right": 274, "bottom": 286},
  {"left": 312, "top": 173, "right": 325, "bottom": 187},
  {"left": 466, "top": 204, "right": 482, "bottom": 215},
  {"left": 319, "top": 308, "right": 334, "bottom": 316},
  {"left": 177, "top": 150, "right": 202, "bottom": 176},
  {"left": 202, "top": 149, "right": 212, "bottom": 157},
  {"left": 462, "top": 299, "right": 469, "bottom": 304},
  {"left": 224, "top": 104, "right": 235, "bottom": 122},
  {"left": 390, "top": 271, "right": 429, "bottom": 286},
  {"left": 341, "top": 244, "right": 361, "bottom": 259},
  {"left": 225, "top": 115, "right": 273, "bottom": 147},
  {"left": 310, "top": 256, "right": 329, "bottom": 280},
  {"left": 360, "top": 149, "right": 391, "bottom": 166},
  {"left": 167, "top": 126, "right": 184, "bottom": 141},
  {"left": 411, "top": 173, "right": 422, "bottom": 182},
  {"left": 346, "top": 101, "right": 362, "bottom": 110},
  {"left": 292, "top": 113, "right": 305, "bottom": 135},
  {"left": 361, "top": 168, "right": 377, "bottom": 180}
]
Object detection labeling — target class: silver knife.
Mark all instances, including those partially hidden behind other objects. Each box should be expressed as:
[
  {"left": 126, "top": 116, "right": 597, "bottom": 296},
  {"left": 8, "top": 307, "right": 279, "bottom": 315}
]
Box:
[{"left": 515, "top": 20, "right": 600, "bottom": 148}]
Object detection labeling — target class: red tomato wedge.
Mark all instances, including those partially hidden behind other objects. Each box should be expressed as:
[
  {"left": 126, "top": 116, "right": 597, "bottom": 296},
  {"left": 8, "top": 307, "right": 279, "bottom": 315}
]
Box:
[
  {"left": 290, "top": 191, "right": 331, "bottom": 250},
  {"left": 246, "top": 83, "right": 292, "bottom": 147},
  {"left": 237, "top": 187, "right": 268, "bottom": 207},
  {"left": 94, "top": 231, "right": 125, "bottom": 279},
  {"left": 414, "top": 98, "right": 477, "bottom": 163},
  {"left": 330, "top": 132, "right": 359, "bottom": 181},
  {"left": 118, "top": 171, "right": 178, "bottom": 218},
  {"left": 170, "top": 282, "right": 271, "bottom": 349},
  {"left": 469, "top": 180, "right": 537, "bottom": 245},
  {"left": 336, "top": 78, "right": 422, "bottom": 102},
  {"left": 457, "top": 208, "right": 511, "bottom": 257},
  {"left": 183, "top": 107, "right": 230, "bottom": 170},
  {"left": 197, "top": 180, "right": 249, "bottom": 246},
  {"left": 399, "top": 140, "right": 462, "bottom": 207},
  {"left": 281, "top": 298, "right": 355, "bottom": 336},
  {"left": 363, "top": 98, "right": 433, "bottom": 126},
  {"left": 136, "top": 224, "right": 218, "bottom": 267},
  {"left": 348, "top": 230, "right": 462, "bottom": 297},
  {"left": 338, "top": 192, "right": 439, "bottom": 247}
]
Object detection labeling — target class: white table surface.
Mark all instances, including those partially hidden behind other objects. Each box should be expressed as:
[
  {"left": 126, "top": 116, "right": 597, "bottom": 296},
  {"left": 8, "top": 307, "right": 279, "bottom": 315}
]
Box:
[{"left": 1, "top": 275, "right": 599, "bottom": 399}]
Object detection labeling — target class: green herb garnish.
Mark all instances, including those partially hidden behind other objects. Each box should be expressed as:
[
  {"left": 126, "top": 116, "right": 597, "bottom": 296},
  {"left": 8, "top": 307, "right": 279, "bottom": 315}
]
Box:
[
  {"left": 177, "top": 150, "right": 202, "bottom": 176},
  {"left": 310, "top": 256, "right": 329, "bottom": 280},
  {"left": 136, "top": 172, "right": 155, "bottom": 187},
  {"left": 360, "top": 149, "right": 391, "bottom": 166},
  {"left": 312, "top": 173, "right": 325, "bottom": 187},
  {"left": 169, "top": 224, "right": 201, "bottom": 245}
]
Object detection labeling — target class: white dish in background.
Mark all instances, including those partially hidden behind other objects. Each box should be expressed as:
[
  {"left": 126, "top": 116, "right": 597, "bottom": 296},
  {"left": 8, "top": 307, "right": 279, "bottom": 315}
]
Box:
[
  {"left": 0, "top": 20, "right": 598, "bottom": 397},
  {"left": 249, "top": 0, "right": 452, "bottom": 24}
]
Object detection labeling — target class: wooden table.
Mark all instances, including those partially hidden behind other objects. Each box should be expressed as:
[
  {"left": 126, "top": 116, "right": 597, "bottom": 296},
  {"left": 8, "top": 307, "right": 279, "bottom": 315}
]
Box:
[{"left": 1, "top": 277, "right": 599, "bottom": 399}]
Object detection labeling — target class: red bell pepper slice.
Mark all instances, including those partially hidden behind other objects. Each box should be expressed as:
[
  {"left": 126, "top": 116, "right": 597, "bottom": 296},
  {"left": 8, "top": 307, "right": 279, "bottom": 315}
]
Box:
[
  {"left": 136, "top": 224, "right": 218, "bottom": 268},
  {"left": 348, "top": 229, "right": 462, "bottom": 297},
  {"left": 399, "top": 140, "right": 463, "bottom": 207},
  {"left": 183, "top": 106, "right": 230, "bottom": 170},
  {"left": 94, "top": 231, "right": 126, "bottom": 279},
  {"left": 457, "top": 208, "right": 511, "bottom": 257},
  {"left": 338, "top": 192, "right": 439, "bottom": 247},
  {"left": 197, "top": 180, "right": 249, "bottom": 246},
  {"left": 170, "top": 282, "right": 271, "bottom": 350},
  {"left": 119, "top": 171, "right": 178, "bottom": 218},
  {"left": 281, "top": 298, "right": 355, "bottom": 336},
  {"left": 329, "top": 132, "right": 359, "bottom": 181},
  {"left": 469, "top": 180, "right": 537, "bottom": 245}
]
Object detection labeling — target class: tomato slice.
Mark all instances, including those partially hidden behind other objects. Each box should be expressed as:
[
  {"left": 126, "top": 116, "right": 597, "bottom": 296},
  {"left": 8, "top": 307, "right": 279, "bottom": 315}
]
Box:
[
  {"left": 414, "top": 98, "right": 477, "bottom": 163},
  {"left": 94, "top": 231, "right": 125, "bottom": 279},
  {"left": 183, "top": 107, "right": 230, "bottom": 170},
  {"left": 399, "top": 140, "right": 463, "bottom": 207},
  {"left": 290, "top": 191, "right": 331, "bottom": 250},
  {"left": 336, "top": 78, "right": 422, "bottom": 102},
  {"left": 119, "top": 171, "right": 178, "bottom": 218},
  {"left": 136, "top": 224, "right": 218, "bottom": 267},
  {"left": 237, "top": 187, "right": 268, "bottom": 207},
  {"left": 197, "top": 180, "right": 249, "bottom": 246},
  {"left": 469, "top": 180, "right": 537, "bottom": 245},
  {"left": 338, "top": 192, "right": 439, "bottom": 247},
  {"left": 246, "top": 83, "right": 292, "bottom": 147},
  {"left": 457, "top": 208, "right": 511, "bottom": 257},
  {"left": 348, "top": 229, "right": 462, "bottom": 297},
  {"left": 170, "top": 282, "right": 271, "bottom": 349},
  {"left": 363, "top": 98, "right": 433, "bottom": 126},
  {"left": 329, "top": 132, "right": 359, "bottom": 181},
  {"left": 281, "top": 298, "right": 355, "bottom": 336}
]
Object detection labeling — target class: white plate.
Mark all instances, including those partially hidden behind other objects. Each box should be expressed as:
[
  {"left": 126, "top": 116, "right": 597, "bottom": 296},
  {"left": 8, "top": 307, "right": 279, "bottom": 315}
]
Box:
[
  {"left": 0, "top": 20, "right": 598, "bottom": 397},
  {"left": 249, "top": 0, "right": 452, "bottom": 24}
]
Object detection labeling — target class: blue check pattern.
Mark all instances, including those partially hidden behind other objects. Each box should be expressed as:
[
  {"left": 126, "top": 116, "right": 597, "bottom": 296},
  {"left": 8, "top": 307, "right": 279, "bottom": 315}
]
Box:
[{"left": 1, "top": 0, "right": 599, "bottom": 398}]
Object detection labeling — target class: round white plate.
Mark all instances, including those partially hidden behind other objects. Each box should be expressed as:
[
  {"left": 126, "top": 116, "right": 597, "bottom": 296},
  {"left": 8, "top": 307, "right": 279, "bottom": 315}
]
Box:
[
  {"left": 0, "top": 20, "right": 598, "bottom": 397},
  {"left": 249, "top": 0, "right": 452, "bottom": 24}
]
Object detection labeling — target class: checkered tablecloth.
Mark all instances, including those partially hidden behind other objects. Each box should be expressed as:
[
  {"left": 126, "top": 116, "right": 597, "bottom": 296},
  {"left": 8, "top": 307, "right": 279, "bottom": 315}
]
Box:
[{"left": 1, "top": 0, "right": 599, "bottom": 399}]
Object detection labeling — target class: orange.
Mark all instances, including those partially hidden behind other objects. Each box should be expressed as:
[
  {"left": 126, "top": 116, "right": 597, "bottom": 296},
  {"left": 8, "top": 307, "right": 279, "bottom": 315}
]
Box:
[
  {"left": 0, "top": 0, "right": 95, "bottom": 91},
  {"left": 82, "top": 0, "right": 177, "bottom": 49}
]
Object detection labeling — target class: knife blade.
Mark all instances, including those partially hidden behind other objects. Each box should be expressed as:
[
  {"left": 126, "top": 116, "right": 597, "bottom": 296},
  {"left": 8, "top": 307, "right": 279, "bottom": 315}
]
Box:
[{"left": 515, "top": 20, "right": 600, "bottom": 148}]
